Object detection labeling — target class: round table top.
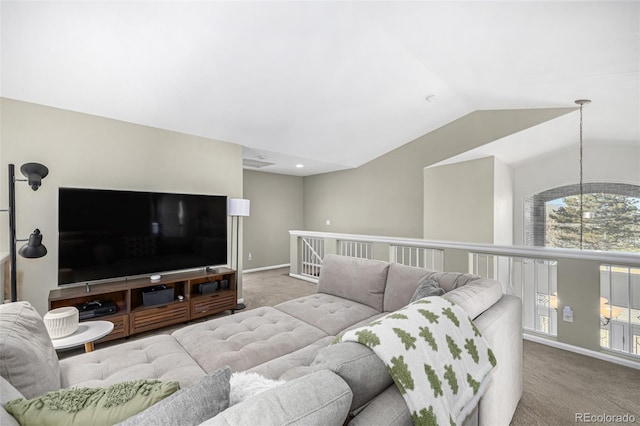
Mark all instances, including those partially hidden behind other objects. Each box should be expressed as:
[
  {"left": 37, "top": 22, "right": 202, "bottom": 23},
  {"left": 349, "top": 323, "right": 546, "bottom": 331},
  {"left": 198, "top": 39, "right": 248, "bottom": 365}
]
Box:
[{"left": 51, "top": 320, "right": 114, "bottom": 350}]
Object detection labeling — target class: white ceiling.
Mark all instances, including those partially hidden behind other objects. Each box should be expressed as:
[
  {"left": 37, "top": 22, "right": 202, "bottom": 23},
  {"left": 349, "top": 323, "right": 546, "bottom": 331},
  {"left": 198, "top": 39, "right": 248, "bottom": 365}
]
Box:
[{"left": 2, "top": 1, "right": 638, "bottom": 176}]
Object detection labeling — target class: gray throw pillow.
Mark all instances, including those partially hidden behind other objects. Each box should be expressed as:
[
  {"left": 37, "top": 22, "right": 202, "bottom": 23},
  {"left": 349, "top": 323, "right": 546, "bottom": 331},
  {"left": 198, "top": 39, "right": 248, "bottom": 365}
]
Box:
[
  {"left": 118, "top": 367, "right": 231, "bottom": 426},
  {"left": 410, "top": 278, "right": 444, "bottom": 302},
  {"left": 0, "top": 301, "right": 61, "bottom": 399}
]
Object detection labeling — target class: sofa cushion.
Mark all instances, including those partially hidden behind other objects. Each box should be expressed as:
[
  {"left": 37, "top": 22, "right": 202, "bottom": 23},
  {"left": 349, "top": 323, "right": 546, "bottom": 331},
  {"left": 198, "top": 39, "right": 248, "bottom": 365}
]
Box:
[
  {"left": 349, "top": 384, "right": 479, "bottom": 426},
  {"left": 172, "top": 307, "right": 328, "bottom": 374},
  {"left": 200, "top": 370, "right": 353, "bottom": 426},
  {"left": 0, "top": 301, "right": 61, "bottom": 399},
  {"left": 246, "top": 336, "right": 335, "bottom": 380},
  {"left": 59, "top": 334, "right": 206, "bottom": 389},
  {"left": 348, "top": 385, "right": 410, "bottom": 426},
  {"left": 383, "top": 263, "right": 432, "bottom": 312},
  {"left": 430, "top": 271, "right": 483, "bottom": 292},
  {"left": 441, "top": 278, "right": 503, "bottom": 319},
  {"left": 118, "top": 367, "right": 231, "bottom": 426},
  {"left": 275, "top": 294, "right": 381, "bottom": 336},
  {"left": 5, "top": 379, "right": 179, "bottom": 426},
  {"left": 311, "top": 341, "right": 393, "bottom": 412},
  {"left": 410, "top": 277, "right": 445, "bottom": 302},
  {"left": 317, "top": 254, "right": 389, "bottom": 311}
]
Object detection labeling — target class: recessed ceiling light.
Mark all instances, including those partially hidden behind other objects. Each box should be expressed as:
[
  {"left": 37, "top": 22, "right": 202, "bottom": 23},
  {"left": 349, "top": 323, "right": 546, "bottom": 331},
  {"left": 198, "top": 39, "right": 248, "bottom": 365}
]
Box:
[
  {"left": 296, "top": 164, "right": 304, "bottom": 168},
  {"left": 425, "top": 94, "right": 436, "bottom": 102},
  {"left": 257, "top": 155, "right": 267, "bottom": 160}
]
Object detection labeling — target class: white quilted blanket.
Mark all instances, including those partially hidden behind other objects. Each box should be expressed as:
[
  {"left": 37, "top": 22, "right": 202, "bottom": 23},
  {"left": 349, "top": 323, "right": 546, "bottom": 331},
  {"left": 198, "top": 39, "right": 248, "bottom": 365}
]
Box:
[{"left": 336, "top": 297, "right": 496, "bottom": 426}]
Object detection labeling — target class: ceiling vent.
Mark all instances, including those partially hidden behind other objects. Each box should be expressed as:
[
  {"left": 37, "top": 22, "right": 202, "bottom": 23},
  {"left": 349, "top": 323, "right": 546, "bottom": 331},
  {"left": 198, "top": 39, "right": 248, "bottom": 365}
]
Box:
[{"left": 243, "top": 159, "right": 275, "bottom": 169}]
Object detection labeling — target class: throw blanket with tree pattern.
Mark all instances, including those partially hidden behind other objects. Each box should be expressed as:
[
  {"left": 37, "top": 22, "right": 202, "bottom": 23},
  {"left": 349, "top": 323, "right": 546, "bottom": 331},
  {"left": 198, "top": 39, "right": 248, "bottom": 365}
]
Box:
[{"left": 335, "top": 297, "right": 496, "bottom": 426}]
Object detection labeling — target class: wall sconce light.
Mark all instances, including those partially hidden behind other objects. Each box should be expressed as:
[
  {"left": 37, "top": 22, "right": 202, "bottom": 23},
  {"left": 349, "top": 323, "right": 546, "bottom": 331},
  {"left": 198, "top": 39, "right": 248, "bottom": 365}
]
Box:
[{"left": 1, "top": 163, "right": 49, "bottom": 302}]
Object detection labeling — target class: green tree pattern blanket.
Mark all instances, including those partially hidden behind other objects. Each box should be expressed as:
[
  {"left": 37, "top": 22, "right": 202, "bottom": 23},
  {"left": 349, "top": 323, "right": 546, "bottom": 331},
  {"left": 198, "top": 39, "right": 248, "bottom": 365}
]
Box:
[{"left": 335, "top": 297, "right": 496, "bottom": 426}]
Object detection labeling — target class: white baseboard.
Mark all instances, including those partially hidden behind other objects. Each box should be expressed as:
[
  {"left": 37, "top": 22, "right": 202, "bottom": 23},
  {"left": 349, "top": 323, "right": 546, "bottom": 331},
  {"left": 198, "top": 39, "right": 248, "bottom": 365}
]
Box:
[
  {"left": 524, "top": 333, "right": 640, "bottom": 370},
  {"left": 243, "top": 264, "right": 290, "bottom": 274},
  {"left": 288, "top": 273, "right": 319, "bottom": 284}
]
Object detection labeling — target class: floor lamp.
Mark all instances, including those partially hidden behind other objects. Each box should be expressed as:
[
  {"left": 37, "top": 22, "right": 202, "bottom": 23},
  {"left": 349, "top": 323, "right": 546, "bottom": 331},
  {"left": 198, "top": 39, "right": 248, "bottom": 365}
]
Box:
[
  {"left": 228, "top": 198, "right": 250, "bottom": 310},
  {"left": 1, "top": 163, "right": 49, "bottom": 302}
]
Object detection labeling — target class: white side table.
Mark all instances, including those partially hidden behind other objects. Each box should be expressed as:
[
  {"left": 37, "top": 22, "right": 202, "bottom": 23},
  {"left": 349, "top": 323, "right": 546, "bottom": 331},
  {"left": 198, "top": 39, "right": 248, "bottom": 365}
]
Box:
[{"left": 51, "top": 320, "right": 114, "bottom": 353}]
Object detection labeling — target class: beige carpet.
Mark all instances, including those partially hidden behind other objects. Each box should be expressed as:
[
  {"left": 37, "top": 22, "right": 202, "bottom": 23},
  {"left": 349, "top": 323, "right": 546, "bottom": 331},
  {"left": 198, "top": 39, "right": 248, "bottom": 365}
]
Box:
[{"left": 61, "top": 267, "right": 640, "bottom": 425}]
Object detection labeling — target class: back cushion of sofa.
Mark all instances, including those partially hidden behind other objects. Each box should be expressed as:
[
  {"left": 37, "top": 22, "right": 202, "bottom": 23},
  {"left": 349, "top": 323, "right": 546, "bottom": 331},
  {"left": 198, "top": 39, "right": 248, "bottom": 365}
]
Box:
[
  {"left": 383, "top": 263, "right": 432, "bottom": 312},
  {"left": 317, "top": 254, "right": 389, "bottom": 311},
  {"left": 0, "top": 301, "right": 61, "bottom": 399},
  {"left": 430, "top": 271, "right": 482, "bottom": 292}
]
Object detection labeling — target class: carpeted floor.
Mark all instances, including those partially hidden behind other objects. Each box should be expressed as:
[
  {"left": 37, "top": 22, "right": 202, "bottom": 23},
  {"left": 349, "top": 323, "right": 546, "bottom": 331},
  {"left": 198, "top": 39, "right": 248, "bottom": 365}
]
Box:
[{"left": 60, "top": 267, "right": 640, "bottom": 425}]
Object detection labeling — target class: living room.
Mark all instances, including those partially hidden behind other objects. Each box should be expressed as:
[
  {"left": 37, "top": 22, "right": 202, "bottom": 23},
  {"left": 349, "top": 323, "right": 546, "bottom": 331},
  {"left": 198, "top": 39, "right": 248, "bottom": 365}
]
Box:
[{"left": 1, "top": 1, "right": 639, "bottom": 425}]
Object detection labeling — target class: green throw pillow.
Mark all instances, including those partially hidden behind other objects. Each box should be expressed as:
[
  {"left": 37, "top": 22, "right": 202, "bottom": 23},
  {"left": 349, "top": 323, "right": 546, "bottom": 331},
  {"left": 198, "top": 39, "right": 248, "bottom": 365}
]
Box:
[{"left": 5, "top": 380, "right": 179, "bottom": 426}]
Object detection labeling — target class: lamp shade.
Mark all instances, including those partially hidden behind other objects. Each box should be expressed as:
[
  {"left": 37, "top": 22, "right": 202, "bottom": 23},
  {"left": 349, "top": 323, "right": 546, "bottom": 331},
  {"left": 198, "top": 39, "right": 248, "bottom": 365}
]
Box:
[
  {"left": 228, "top": 198, "right": 250, "bottom": 217},
  {"left": 20, "top": 162, "right": 49, "bottom": 191},
  {"left": 18, "top": 229, "right": 48, "bottom": 258}
]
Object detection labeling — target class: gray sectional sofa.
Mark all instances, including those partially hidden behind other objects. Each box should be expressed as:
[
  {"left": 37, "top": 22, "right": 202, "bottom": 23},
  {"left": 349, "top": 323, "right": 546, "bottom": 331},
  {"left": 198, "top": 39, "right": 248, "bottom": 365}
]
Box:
[{"left": 1, "top": 254, "right": 522, "bottom": 425}]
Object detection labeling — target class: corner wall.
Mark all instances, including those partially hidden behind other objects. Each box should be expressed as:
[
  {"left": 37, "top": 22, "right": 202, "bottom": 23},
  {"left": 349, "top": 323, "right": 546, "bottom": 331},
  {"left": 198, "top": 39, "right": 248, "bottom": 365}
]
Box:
[
  {"left": 423, "top": 156, "right": 514, "bottom": 244},
  {"left": 0, "top": 98, "right": 243, "bottom": 314},
  {"left": 243, "top": 170, "right": 303, "bottom": 270}
]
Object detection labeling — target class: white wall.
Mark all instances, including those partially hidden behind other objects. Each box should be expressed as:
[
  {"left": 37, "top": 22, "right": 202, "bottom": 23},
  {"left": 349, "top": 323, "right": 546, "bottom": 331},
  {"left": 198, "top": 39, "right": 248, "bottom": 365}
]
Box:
[
  {"left": 513, "top": 144, "right": 640, "bottom": 245},
  {"left": 0, "top": 98, "right": 243, "bottom": 314}
]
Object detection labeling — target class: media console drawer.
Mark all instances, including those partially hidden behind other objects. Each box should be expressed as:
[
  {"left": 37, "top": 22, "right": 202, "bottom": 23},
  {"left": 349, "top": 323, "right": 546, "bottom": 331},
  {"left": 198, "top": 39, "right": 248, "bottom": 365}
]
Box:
[
  {"left": 95, "top": 314, "right": 129, "bottom": 343},
  {"left": 130, "top": 303, "right": 189, "bottom": 334},
  {"left": 191, "top": 293, "right": 235, "bottom": 319}
]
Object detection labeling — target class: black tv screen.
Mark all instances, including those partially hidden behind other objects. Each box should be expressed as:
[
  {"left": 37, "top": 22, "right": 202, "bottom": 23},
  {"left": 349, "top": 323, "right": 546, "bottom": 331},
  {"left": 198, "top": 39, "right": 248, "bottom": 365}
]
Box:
[{"left": 58, "top": 188, "right": 228, "bottom": 285}]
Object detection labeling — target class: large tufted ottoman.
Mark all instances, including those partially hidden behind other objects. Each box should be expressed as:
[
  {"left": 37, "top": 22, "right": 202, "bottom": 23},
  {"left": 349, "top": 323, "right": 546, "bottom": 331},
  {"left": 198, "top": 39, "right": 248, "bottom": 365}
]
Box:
[
  {"left": 59, "top": 334, "right": 207, "bottom": 389},
  {"left": 171, "top": 306, "right": 330, "bottom": 378}
]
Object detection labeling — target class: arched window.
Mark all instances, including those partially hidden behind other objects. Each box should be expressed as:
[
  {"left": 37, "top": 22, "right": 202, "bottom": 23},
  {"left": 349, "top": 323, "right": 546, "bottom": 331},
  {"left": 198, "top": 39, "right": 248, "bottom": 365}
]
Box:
[{"left": 524, "top": 183, "right": 640, "bottom": 253}]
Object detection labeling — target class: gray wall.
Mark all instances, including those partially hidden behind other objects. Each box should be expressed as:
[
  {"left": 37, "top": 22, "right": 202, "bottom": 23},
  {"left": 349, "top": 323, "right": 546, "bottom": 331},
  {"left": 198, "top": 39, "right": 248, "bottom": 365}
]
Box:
[
  {"left": 0, "top": 98, "right": 243, "bottom": 314},
  {"left": 424, "top": 156, "right": 514, "bottom": 244},
  {"left": 303, "top": 108, "right": 574, "bottom": 239},
  {"left": 243, "top": 170, "right": 303, "bottom": 270},
  {"left": 424, "top": 157, "right": 496, "bottom": 243}
]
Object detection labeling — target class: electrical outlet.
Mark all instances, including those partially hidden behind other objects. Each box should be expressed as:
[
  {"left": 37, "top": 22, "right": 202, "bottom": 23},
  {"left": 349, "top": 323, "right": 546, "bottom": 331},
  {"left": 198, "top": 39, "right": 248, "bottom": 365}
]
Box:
[{"left": 248, "top": 253, "right": 252, "bottom": 261}]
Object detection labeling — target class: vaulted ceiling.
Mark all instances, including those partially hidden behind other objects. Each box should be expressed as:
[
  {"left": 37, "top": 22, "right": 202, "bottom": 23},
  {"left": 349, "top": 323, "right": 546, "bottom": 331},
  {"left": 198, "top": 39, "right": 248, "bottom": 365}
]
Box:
[{"left": 2, "top": 1, "right": 638, "bottom": 176}]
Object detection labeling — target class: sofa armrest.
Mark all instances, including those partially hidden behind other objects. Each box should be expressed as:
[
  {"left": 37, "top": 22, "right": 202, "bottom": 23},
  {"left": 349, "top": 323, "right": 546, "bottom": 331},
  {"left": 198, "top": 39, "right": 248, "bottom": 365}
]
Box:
[
  {"left": 473, "top": 294, "right": 523, "bottom": 426},
  {"left": 441, "top": 278, "right": 502, "bottom": 319},
  {"left": 200, "top": 370, "right": 353, "bottom": 426}
]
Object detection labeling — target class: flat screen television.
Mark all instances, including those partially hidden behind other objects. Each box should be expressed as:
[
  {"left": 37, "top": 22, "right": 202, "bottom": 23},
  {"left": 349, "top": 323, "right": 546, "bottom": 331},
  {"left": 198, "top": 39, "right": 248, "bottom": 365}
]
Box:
[{"left": 58, "top": 188, "right": 228, "bottom": 286}]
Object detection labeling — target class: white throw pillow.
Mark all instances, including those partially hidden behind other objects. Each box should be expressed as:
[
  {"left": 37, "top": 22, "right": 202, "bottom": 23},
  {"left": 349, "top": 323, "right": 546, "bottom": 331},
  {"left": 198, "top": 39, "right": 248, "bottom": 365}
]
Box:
[{"left": 229, "top": 372, "right": 285, "bottom": 406}]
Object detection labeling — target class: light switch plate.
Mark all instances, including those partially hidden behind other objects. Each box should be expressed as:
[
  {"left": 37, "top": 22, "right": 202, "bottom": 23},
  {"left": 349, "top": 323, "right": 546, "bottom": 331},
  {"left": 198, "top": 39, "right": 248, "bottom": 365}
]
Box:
[{"left": 563, "top": 305, "right": 574, "bottom": 322}]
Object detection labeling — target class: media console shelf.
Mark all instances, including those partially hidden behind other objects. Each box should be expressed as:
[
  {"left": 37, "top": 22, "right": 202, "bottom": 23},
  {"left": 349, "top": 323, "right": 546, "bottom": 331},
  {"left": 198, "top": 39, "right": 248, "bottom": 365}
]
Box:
[{"left": 48, "top": 268, "right": 236, "bottom": 344}]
